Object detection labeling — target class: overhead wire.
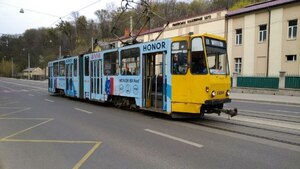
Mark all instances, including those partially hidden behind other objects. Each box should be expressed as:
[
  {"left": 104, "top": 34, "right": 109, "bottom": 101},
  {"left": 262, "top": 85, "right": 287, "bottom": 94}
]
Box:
[
  {"left": 0, "top": 1, "right": 60, "bottom": 18},
  {"left": 49, "top": 0, "right": 102, "bottom": 27},
  {"left": 0, "top": 0, "right": 103, "bottom": 28}
]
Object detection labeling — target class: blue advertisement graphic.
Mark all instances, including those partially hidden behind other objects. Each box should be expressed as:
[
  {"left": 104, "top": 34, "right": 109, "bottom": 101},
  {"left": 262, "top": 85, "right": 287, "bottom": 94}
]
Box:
[{"left": 105, "top": 77, "right": 110, "bottom": 95}]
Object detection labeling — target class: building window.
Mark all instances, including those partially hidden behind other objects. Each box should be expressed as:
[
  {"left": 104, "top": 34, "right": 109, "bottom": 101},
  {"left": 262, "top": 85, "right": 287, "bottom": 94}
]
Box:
[
  {"left": 288, "top": 19, "right": 297, "bottom": 39},
  {"left": 235, "top": 29, "right": 242, "bottom": 45},
  {"left": 234, "top": 58, "right": 242, "bottom": 73},
  {"left": 286, "top": 55, "right": 297, "bottom": 61},
  {"left": 259, "top": 24, "right": 267, "bottom": 42}
]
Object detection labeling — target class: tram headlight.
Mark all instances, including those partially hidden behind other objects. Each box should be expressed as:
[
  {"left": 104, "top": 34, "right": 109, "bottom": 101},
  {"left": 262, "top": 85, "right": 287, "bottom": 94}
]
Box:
[
  {"left": 211, "top": 90, "right": 216, "bottom": 97},
  {"left": 226, "top": 90, "right": 230, "bottom": 96}
]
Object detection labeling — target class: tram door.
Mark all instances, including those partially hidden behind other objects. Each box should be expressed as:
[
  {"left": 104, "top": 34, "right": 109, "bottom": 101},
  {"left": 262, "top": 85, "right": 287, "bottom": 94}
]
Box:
[
  {"left": 143, "top": 52, "right": 166, "bottom": 110},
  {"left": 65, "top": 62, "right": 73, "bottom": 97},
  {"left": 90, "top": 60, "right": 102, "bottom": 100},
  {"left": 83, "top": 55, "right": 90, "bottom": 99},
  {"left": 48, "top": 65, "right": 54, "bottom": 92}
]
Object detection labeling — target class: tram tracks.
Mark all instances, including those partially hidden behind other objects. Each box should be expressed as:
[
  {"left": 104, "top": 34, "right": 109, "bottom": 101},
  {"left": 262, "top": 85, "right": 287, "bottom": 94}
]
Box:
[
  {"left": 188, "top": 111, "right": 300, "bottom": 146},
  {"left": 237, "top": 109, "right": 300, "bottom": 123}
]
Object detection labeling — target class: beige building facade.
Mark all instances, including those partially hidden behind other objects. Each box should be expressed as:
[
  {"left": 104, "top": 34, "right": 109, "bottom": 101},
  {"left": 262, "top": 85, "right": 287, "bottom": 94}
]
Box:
[
  {"left": 121, "top": 9, "right": 227, "bottom": 43},
  {"left": 227, "top": 0, "right": 300, "bottom": 76}
]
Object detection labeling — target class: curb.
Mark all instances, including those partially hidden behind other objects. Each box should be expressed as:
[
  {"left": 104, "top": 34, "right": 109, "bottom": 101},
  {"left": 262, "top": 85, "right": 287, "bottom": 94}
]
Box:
[{"left": 231, "top": 98, "right": 300, "bottom": 106}]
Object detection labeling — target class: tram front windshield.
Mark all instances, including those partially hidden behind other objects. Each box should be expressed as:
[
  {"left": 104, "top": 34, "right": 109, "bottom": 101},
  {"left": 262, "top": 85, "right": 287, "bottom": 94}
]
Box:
[{"left": 205, "top": 38, "right": 229, "bottom": 75}]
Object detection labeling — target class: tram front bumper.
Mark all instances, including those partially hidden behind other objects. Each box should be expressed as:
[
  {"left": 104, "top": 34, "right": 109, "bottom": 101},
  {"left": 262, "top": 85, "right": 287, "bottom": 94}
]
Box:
[{"left": 205, "top": 98, "right": 231, "bottom": 105}]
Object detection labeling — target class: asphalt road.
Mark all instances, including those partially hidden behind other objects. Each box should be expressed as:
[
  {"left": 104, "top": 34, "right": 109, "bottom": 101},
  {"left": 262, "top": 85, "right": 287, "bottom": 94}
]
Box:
[{"left": 0, "top": 77, "right": 299, "bottom": 169}]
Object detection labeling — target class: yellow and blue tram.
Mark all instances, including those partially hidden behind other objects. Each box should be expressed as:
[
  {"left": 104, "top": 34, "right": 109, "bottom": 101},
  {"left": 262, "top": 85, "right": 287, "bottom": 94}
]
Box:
[{"left": 48, "top": 33, "right": 237, "bottom": 118}]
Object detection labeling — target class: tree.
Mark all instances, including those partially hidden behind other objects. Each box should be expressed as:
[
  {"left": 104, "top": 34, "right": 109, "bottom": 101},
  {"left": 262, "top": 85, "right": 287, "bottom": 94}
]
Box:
[{"left": 57, "top": 20, "right": 75, "bottom": 55}]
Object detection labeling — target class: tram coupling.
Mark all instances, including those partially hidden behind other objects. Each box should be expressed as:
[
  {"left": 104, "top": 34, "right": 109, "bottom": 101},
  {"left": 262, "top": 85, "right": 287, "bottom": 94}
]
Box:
[{"left": 217, "top": 108, "right": 238, "bottom": 117}]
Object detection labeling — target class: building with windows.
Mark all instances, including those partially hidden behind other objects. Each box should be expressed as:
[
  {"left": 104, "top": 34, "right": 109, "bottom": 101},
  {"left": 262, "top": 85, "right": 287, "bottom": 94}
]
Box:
[
  {"left": 227, "top": 0, "right": 300, "bottom": 76},
  {"left": 119, "top": 9, "right": 227, "bottom": 43}
]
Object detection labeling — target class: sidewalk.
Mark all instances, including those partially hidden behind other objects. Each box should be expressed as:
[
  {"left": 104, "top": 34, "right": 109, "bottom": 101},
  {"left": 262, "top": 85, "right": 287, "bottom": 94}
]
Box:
[{"left": 231, "top": 92, "right": 300, "bottom": 105}]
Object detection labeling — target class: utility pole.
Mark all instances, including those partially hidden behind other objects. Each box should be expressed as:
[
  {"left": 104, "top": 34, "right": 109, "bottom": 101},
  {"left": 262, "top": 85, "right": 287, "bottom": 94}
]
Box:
[
  {"left": 11, "top": 57, "right": 13, "bottom": 77},
  {"left": 2, "top": 56, "right": 6, "bottom": 76},
  {"left": 28, "top": 53, "right": 30, "bottom": 80},
  {"left": 59, "top": 45, "right": 61, "bottom": 57}
]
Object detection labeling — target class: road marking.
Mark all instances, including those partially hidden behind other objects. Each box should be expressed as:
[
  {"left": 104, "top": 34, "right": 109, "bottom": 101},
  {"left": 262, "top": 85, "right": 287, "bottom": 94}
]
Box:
[
  {"left": 74, "top": 108, "right": 93, "bottom": 114},
  {"left": 144, "top": 129, "right": 204, "bottom": 148},
  {"left": 0, "top": 106, "right": 102, "bottom": 169},
  {"left": 269, "top": 109, "right": 300, "bottom": 114},
  {"left": 0, "top": 107, "right": 32, "bottom": 117},
  {"left": 0, "top": 97, "right": 11, "bottom": 100},
  {"left": 2, "top": 139, "right": 100, "bottom": 144},
  {"left": 1, "top": 118, "right": 54, "bottom": 140},
  {"left": 73, "top": 142, "right": 101, "bottom": 169},
  {"left": 0, "top": 101, "right": 19, "bottom": 106},
  {"left": 0, "top": 117, "right": 50, "bottom": 120},
  {"left": 0, "top": 80, "right": 47, "bottom": 91},
  {"left": 28, "top": 94, "right": 34, "bottom": 96},
  {"left": 45, "top": 99, "right": 54, "bottom": 103}
]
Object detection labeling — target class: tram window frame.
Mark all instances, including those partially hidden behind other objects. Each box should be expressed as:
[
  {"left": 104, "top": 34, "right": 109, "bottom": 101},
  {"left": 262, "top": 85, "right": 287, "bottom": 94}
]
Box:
[
  {"left": 205, "top": 38, "right": 229, "bottom": 75},
  {"left": 85, "top": 56, "right": 89, "bottom": 76},
  {"left": 190, "top": 37, "right": 208, "bottom": 75},
  {"left": 59, "top": 61, "right": 65, "bottom": 76},
  {"left": 74, "top": 59, "right": 77, "bottom": 77},
  {"left": 53, "top": 62, "right": 58, "bottom": 77},
  {"left": 171, "top": 41, "right": 188, "bottom": 75},
  {"left": 104, "top": 51, "right": 119, "bottom": 76},
  {"left": 121, "top": 48, "right": 140, "bottom": 76}
]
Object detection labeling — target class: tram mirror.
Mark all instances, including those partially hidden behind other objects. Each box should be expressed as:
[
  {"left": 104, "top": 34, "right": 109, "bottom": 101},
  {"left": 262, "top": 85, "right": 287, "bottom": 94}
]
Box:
[{"left": 192, "top": 37, "right": 203, "bottom": 52}]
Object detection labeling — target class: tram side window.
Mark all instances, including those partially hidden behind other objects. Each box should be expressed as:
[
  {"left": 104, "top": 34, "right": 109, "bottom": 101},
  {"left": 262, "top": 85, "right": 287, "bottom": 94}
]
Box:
[
  {"left": 121, "top": 48, "right": 140, "bottom": 75},
  {"left": 59, "top": 61, "right": 65, "bottom": 76},
  {"left": 191, "top": 37, "right": 207, "bottom": 74},
  {"left": 171, "top": 41, "right": 188, "bottom": 74},
  {"left": 53, "top": 62, "right": 58, "bottom": 77},
  {"left": 74, "top": 59, "right": 77, "bottom": 77},
  {"left": 85, "top": 56, "right": 89, "bottom": 76},
  {"left": 104, "top": 51, "right": 119, "bottom": 76}
]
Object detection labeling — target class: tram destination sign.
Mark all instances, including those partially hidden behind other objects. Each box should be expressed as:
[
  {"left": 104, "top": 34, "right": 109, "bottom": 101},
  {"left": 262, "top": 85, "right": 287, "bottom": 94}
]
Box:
[{"left": 205, "top": 38, "right": 226, "bottom": 48}]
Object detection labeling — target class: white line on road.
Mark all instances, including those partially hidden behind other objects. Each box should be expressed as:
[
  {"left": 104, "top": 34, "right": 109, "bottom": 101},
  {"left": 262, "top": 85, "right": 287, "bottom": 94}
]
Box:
[
  {"left": 44, "top": 99, "right": 54, "bottom": 103},
  {"left": 28, "top": 94, "right": 34, "bottom": 96},
  {"left": 74, "top": 108, "right": 93, "bottom": 114},
  {"left": 269, "top": 109, "right": 300, "bottom": 114},
  {"left": 0, "top": 101, "right": 19, "bottom": 106},
  {"left": 0, "top": 80, "right": 47, "bottom": 91},
  {"left": 144, "top": 129, "right": 204, "bottom": 148}
]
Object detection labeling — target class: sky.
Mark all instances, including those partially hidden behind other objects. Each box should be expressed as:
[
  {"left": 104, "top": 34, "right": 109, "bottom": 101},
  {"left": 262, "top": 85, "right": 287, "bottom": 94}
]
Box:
[{"left": 0, "top": 0, "right": 122, "bottom": 35}]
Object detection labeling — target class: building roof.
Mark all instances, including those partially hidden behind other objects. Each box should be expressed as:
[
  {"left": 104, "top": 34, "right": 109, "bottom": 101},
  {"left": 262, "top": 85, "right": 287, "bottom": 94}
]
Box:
[
  {"left": 23, "top": 67, "right": 41, "bottom": 72},
  {"left": 227, "top": 0, "right": 298, "bottom": 17}
]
